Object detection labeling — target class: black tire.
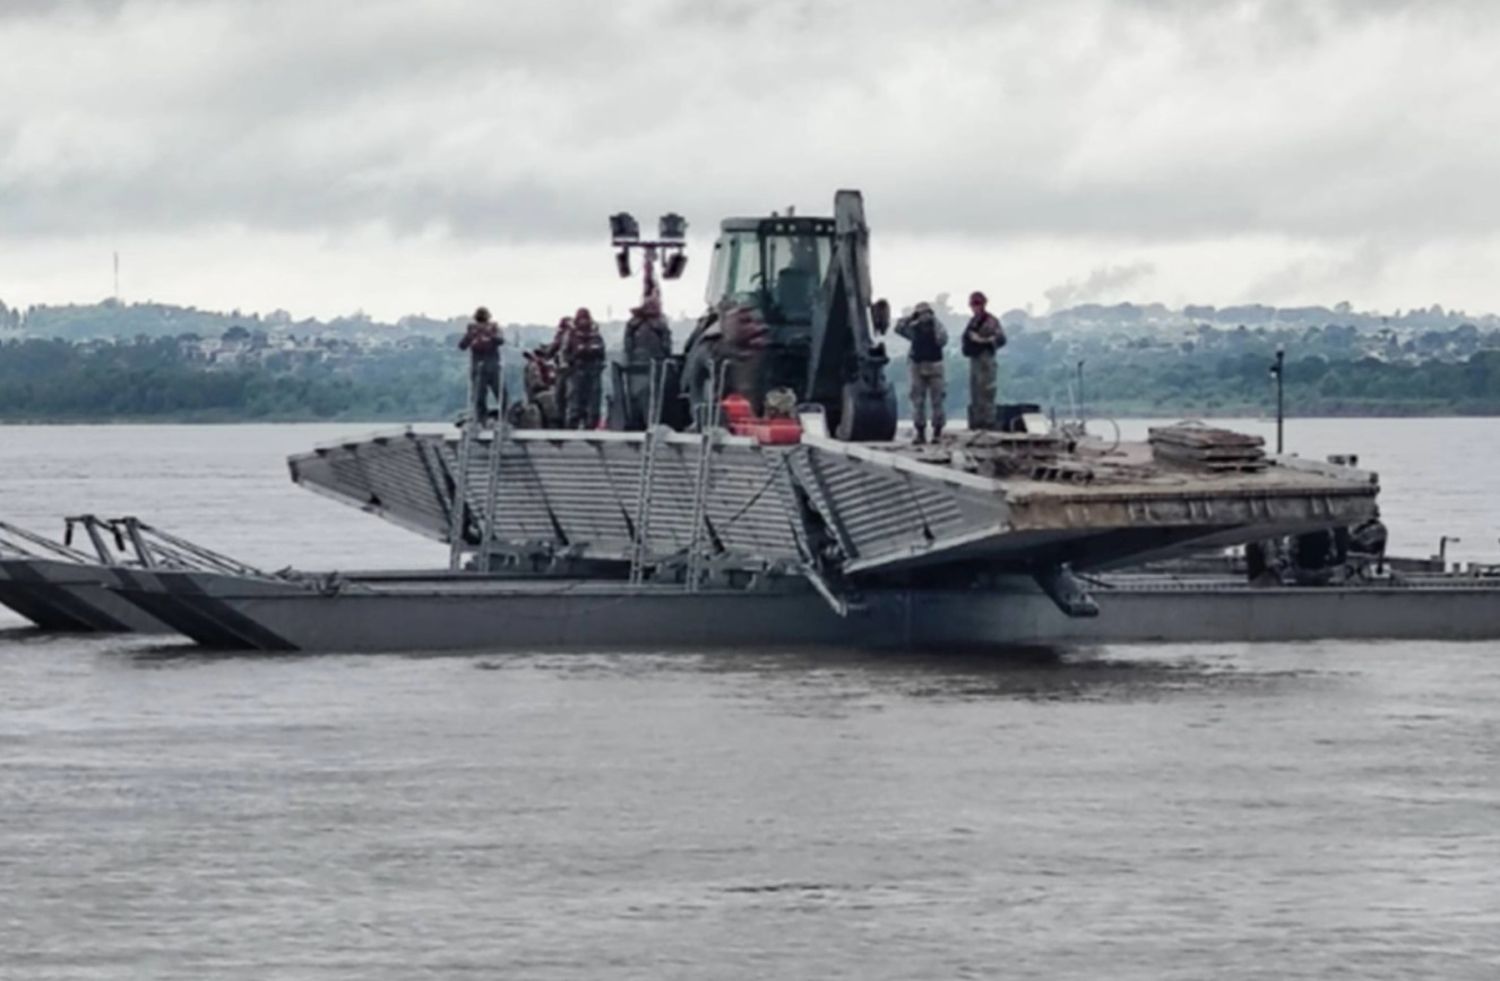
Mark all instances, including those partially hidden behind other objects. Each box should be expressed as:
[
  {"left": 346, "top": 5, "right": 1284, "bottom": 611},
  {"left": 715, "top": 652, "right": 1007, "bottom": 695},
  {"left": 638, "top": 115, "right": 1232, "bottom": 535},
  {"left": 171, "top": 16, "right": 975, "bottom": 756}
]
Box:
[{"left": 837, "top": 382, "right": 897, "bottom": 442}]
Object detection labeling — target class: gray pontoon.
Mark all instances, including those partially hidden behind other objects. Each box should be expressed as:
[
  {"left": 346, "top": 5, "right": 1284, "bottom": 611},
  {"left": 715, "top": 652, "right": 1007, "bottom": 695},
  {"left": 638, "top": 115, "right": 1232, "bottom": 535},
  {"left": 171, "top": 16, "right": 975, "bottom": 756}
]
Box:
[
  {"left": 108, "top": 563, "right": 1500, "bottom": 653},
  {"left": 0, "top": 519, "right": 170, "bottom": 632}
]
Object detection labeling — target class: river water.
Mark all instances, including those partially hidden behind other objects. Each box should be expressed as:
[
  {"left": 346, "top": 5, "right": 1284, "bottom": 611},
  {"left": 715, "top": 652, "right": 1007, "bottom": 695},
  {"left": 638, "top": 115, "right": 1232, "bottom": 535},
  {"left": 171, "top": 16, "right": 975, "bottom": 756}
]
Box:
[{"left": 1, "top": 420, "right": 1497, "bottom": 979}]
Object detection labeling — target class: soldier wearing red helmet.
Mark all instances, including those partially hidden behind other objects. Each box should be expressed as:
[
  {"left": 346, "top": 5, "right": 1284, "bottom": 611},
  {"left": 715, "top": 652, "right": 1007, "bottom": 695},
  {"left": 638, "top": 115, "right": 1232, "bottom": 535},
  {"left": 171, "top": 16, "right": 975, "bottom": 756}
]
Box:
[
  {"left": 565, "top": 307, "right": 607, "bottom": 429},
  {"left": 961, "top": 291, "right": 1007, "bottom": 429}
]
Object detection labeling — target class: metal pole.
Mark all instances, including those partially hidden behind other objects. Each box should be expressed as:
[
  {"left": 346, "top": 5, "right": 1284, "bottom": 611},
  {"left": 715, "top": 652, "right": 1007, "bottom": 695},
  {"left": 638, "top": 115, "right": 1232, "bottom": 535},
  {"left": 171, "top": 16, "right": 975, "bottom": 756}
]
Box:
[
  {"left": 481, "top": 416, "right": 505, "bottom": 571},
  {"left": 630, "top": 361, "right": 666, "bottom": 586},
  {"left": 1076, "top": 359, "right": 1086, "bottom": 427},
  {"left": 1271, "top": 347, "right": 1286, "bottom": 455},
  {"left": 448, "top": 370, "right": 479, "bottom": 571},
  {"left": 685, "top": 361, "right": 730, "bottom": 592}
]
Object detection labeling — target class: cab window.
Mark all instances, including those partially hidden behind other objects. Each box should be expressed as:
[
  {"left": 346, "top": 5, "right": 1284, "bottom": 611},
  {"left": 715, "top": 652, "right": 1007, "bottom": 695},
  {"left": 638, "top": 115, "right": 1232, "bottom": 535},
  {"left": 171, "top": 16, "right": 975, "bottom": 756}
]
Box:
[
  {"left": 764, "top": 233, "right": 829, "bottom": 323},
  {"left": 705, "top": 232, "right": 763, "bottom": 306}
]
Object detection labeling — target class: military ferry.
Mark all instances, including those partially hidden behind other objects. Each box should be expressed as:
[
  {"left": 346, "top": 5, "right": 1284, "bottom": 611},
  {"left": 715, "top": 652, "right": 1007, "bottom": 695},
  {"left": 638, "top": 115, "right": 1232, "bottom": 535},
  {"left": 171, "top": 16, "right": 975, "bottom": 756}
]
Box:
[{"left": 6, "top": 191, "right": 1495, "bottom": 652}]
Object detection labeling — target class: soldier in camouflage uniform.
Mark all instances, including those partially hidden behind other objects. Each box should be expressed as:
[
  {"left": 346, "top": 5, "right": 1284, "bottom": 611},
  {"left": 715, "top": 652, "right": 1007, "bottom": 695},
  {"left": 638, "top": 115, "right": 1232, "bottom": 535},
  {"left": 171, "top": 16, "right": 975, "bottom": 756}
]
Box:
[
  {"left": 565, "top": 307, "right": 606, "bottom": 429},
  {"left": 623, "top": 296, "right": 673, "bottom": 427},
  {"left": 894, "top": 300, "right": 948, "bottom": 444},
  {"left": 457, "top": 306, "right": 503, "bottom": 425},
  {"left": 962, "top": 290, "right": 1006, "bottom": 430}
]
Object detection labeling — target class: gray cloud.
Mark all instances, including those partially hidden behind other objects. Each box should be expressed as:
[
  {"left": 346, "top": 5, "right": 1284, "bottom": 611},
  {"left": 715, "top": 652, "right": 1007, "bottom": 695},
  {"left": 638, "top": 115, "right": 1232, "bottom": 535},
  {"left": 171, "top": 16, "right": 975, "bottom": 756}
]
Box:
[{"left": 3, "top": 0, "right": 1500, "bottom": 312}]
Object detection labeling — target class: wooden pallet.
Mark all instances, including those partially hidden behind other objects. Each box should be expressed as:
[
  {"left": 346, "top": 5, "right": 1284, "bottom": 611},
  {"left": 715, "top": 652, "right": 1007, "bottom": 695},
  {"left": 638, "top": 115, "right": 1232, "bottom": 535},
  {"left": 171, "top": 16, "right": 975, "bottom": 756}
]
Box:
[
  {"left": 1149, "top": 423, "right": 1266, "bottom": 471},
  {"left": 1147, "top": 424, "right": 1265, "bottom": 451}
]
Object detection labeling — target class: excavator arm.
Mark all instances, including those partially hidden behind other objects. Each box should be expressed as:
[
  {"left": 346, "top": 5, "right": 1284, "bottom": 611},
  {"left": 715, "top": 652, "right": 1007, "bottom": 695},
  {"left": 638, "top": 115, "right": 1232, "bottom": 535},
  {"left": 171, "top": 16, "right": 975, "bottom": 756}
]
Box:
[{"left": 805, "top": 190, "right": 897, "bottom": 440}]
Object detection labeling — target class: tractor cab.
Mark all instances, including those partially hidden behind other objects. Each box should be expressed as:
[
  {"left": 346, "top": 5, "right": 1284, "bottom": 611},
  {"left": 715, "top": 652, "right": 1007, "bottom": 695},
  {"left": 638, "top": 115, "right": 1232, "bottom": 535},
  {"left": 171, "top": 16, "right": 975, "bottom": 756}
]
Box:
[
  {"left": 696, "top": 199, "right": 894, "bottom": 440},
  {"left": 609, "top": 191, "right": 896, "bottom": 441},
  {"left": 706, "top": 216, "right": 834, "bottom": 326},
  {"left": 702, "top": 215, "right": 834, "bottom": 401}
]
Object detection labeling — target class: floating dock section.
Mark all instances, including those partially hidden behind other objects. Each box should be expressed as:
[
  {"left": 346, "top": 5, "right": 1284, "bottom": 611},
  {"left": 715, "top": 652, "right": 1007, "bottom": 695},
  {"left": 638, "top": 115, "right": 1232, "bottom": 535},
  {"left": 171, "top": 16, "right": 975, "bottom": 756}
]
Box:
[{"left": 288, "top": 428, "right": 1381, "bottom": 582}]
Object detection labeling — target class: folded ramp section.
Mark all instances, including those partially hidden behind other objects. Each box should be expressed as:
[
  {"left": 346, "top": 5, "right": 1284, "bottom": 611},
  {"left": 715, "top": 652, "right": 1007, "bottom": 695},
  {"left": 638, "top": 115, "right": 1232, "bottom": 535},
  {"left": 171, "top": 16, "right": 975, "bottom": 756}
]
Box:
[
  {"left": 786, "top": 438, "right": 1009, "bottom": 576},
  {"left": 289, "top": 429, "right": 454, "bottom": 542},
  {"left": 461, "top": 431, "right": 806, "bottom": 566},
  {"left": 288, "top": 428, "right": 1029, "bottom": 582},
  {"left": 292, "top": 429, "right": 808, "bottom": 569}
]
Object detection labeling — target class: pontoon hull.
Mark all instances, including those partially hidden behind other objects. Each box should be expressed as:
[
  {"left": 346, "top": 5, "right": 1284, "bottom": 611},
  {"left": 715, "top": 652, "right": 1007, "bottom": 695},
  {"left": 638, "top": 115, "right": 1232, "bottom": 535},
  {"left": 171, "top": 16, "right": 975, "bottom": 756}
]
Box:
[
  {"left": 0, "top": 558, "right": 170, "bottom": 633},
  {"left": 111, "top": 569, "right": 1500, "bottom": 653}
]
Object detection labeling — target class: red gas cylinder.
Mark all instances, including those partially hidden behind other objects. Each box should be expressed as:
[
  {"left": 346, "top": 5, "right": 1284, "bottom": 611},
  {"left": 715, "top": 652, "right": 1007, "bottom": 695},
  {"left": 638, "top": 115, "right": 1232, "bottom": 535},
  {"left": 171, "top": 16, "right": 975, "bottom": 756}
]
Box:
[
  {"left": 762, "top": 417, "right": 803, "bottom": 445},
  {"left": 720, "top": 394, "right": 753, "bottom": 425}
]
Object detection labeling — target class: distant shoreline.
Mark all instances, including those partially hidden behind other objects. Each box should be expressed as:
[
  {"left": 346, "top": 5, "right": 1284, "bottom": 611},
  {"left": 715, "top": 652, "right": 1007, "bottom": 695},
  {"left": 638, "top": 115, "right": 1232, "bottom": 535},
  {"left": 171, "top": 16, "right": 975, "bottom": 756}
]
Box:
[{"left": 3, "top": 408, "right": 1498, "bottom": 425}]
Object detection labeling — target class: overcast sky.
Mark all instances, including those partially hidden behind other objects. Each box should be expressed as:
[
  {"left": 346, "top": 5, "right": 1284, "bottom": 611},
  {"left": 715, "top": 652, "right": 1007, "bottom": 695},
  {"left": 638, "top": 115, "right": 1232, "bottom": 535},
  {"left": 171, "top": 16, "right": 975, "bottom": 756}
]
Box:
[{"left": 3, "top": 0, "right": 1499, "bottom": 322}]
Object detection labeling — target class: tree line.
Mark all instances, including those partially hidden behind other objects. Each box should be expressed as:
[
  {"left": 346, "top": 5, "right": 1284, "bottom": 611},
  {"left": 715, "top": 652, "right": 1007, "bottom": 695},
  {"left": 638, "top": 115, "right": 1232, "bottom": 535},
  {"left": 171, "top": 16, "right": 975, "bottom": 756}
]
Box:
[{"left": 1, "top": 326, "right": 1498, "bottom": 422}]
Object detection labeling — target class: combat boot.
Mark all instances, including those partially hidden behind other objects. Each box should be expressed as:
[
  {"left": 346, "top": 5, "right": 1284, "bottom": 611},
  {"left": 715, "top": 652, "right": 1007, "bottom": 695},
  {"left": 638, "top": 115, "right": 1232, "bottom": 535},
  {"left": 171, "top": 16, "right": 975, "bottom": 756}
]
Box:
[{"left": 913, "top": 425, "right": 927, "bottom": 446}]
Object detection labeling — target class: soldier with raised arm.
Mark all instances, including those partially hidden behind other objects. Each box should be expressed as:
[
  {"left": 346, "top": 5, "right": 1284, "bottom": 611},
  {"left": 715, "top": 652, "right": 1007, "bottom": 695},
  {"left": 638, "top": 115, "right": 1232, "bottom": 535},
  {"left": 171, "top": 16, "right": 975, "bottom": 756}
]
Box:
[
  {"left": 894, "top": 301, "right": 948, "bottom": 444},
  {"left": 457, "top": 306, "right": 503, "bottom": 424}
]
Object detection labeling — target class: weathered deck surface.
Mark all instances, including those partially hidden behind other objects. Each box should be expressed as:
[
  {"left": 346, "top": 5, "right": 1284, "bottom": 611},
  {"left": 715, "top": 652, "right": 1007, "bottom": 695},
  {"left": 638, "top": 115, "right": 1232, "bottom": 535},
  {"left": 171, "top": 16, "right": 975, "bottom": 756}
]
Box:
[{"left": 287, "top": 427, "right": 1379, "bottom": 577}]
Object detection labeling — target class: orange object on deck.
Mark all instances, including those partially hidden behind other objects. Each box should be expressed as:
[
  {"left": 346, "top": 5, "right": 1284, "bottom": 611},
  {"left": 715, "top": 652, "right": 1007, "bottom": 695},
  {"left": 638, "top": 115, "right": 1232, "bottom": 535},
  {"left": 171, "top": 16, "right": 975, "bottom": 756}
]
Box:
[
  {"left": 720, "top": 394, "right": 753, "bottom": 424},
  {"left": 763, "top": 417, "right": 802, "bottom": 444},
  {"left": 728, "top": 416, "right": 802, "bottom": 445}
]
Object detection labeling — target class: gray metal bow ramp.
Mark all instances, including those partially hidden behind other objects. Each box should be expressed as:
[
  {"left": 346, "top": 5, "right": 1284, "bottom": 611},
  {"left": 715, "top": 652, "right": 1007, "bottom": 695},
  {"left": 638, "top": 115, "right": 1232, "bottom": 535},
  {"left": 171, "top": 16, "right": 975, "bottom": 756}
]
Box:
[{"left": 287, "top": 427, "right": 1380, "bottom": 583}]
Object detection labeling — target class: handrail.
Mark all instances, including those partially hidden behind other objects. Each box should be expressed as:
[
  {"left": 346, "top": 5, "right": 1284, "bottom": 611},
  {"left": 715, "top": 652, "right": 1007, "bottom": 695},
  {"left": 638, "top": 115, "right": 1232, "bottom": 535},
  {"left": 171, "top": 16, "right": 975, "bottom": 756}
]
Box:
[
  {"left": 107, "top": 517, "right": 272, "bottom": 578},
  {"left": 0, "top": 520, "right": 93, "bottom": 563},
  {"left": 629, "top": 360, "right": 669, "bottom": 585},
  {"left": 685, "top": 361, "right": 730, "bottom": 592}
]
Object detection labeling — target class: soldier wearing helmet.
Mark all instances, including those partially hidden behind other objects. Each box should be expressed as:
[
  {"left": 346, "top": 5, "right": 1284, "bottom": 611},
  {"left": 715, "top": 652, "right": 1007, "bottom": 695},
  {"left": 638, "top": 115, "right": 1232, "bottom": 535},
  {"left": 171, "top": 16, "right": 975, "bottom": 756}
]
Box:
[
  {"left": 961, "top": 291, "right": 1007, "bottom": 429},
  {"left": 623, "top": 295, "right": 673, "bottom": 427},
  {"left": 458, "top": 306, "right": 503, "bottom": 425},
  {"left": 894, "top": 300, "right": 948, "bottom": 444},
  {"left": 565, "top": 307, "right": 607, "bottom": 429}
]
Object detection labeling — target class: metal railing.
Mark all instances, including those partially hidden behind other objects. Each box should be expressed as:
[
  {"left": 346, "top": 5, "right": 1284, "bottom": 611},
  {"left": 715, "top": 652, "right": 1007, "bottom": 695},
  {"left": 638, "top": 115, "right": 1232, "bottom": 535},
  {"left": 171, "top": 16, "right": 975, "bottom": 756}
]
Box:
[
  {"left": 629, "top": 360, "right": 670, "bottom": 585},
  {"left": 684, "top": 361, "right": 730, "bottom": 592},
  {"left": 0, "top": 520, "right": 93, "bottom": 563}
]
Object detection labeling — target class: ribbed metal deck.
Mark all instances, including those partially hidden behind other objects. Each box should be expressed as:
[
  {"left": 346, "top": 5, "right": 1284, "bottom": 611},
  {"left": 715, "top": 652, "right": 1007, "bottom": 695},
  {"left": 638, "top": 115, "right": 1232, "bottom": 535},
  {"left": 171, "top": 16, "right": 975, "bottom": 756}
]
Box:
[{"left": 288, "top": 428, "right": 1381, "bottom": 578}]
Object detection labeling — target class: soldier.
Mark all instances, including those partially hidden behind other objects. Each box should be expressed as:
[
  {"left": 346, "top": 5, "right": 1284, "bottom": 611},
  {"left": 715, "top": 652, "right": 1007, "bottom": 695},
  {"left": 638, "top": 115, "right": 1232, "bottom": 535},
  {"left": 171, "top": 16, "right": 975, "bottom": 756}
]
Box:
[
  {"left": 680, "top": 301, "right": 767, "bottom": 427},
  {"left": 565, "top": 307, "right": 606, "bottom": 429},
  {"left": 721, "top": 302, "right": 769, "bottom": 408},
  {"left": 961, "top": 290, "right": 1006, "bottom": 430},
  {"left": 894, "top": 300, "right": 948, "bottom": 444},
  {"left": 624, "top": 296, "right": 672, "bottom": 426},
  {"left": 543, "top": 316, "right": 573, "bottom": 426},
  {"left": 457, "top": 306, "right": 503, "bottom": 424},
  {"left": 523, "top": 346, "right": 562, "bottom": 428},
  {"left": 543, "top": 315, "right": 573, "bottom": 359},
  {"left": 680, "top": 311, "right": 724, "bottom": 426},
  {"left": 624, "top": 295, "right": 672, "bottom": 364}
]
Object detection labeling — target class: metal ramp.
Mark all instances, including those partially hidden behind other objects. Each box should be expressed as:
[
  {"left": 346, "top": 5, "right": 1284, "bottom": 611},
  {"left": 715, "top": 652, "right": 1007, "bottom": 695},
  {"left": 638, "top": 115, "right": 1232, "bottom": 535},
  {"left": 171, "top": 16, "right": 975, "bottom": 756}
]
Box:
[
  {"left": 0, "top": 520, "right": 93, "bottom": 564},
  {"left": 287, "top": 427, "right": 1381, "bottom": 590},
  {"left": 291, "top": 428, "right": 814, "bottom": 568}
]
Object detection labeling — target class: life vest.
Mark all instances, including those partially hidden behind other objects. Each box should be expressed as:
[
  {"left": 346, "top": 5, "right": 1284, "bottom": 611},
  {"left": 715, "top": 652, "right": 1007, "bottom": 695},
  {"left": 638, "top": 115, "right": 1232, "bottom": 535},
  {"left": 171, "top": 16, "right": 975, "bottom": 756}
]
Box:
[{"left": 908, "top": 319, "right": 944, "bottom": 363}]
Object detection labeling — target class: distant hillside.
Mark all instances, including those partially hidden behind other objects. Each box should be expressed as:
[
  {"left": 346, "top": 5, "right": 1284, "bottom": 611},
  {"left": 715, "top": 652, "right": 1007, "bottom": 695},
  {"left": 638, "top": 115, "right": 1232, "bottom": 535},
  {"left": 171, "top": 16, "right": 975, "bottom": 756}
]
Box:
[
  {"left": 2, "top": 296, "right": 1499, "bottom": 421},
  {"left": 0, "top": 298, "right": 460, "bottom": 341},
  {"left": 5, "top": 296, "right": 1499, "bottom": 342}
]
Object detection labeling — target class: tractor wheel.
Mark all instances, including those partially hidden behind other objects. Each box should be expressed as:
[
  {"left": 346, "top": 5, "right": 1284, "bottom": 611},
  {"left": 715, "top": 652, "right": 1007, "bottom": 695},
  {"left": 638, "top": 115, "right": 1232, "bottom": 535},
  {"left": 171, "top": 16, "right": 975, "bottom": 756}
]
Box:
[{"left": 836, "top": 381, "right": 897, "bottom": 442}]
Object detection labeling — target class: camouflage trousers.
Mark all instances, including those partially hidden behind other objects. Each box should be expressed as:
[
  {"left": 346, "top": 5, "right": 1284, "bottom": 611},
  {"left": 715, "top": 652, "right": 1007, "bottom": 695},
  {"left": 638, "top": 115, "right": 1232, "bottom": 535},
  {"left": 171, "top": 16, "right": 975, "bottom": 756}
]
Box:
[
  {"left": 909, "top": 361, "right": 946, "bottom": 433},
  {"left": 567, "top": 364, "right": 603, "bottom": 430},
  {"left": 470, "top": 357, "right": 500, "bottom": 423},
  {"left": 969, "top": 353, "right": 997, "bottom": 429}
]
